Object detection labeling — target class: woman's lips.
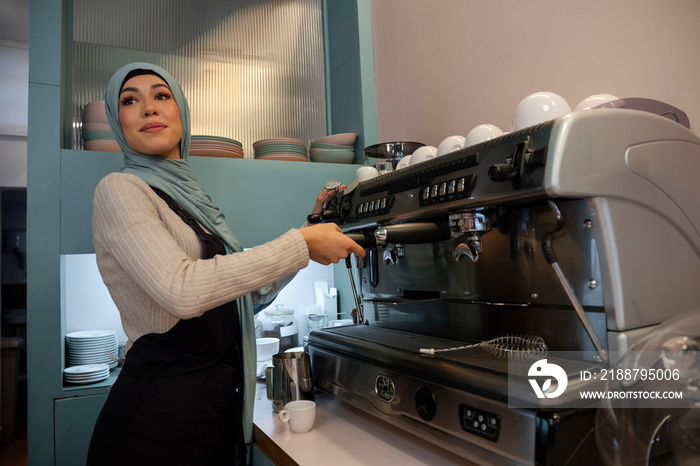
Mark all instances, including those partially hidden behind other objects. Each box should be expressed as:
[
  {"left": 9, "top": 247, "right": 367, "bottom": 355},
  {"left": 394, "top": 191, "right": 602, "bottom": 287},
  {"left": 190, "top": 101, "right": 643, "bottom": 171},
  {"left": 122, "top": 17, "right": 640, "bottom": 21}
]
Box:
[{"left": 140, "top": 122, "right": 166, "bottom": 133}]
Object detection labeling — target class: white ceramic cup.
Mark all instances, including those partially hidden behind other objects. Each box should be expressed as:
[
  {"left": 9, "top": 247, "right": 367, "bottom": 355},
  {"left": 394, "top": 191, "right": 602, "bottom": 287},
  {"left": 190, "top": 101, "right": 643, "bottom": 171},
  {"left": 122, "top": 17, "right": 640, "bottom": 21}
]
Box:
[
  {"left": 256, "top": 337, "right": 280, "bottom": 362},
  {"left": 356, "top": 165, "right": 379, "bottom": 182},
  {"left": 278, "top": 400, "right": 316, "bottom": 433},
  {"left": 409, "top": 145, "right": 438, "bottom": 165},
  {"left": 574, "top": 93, "right": 619, "bottom": 111},
  {"left": 395, "top": 155, "right": 412, "bottom": 170},
  {"left": 437, "top": 135, "right": 466, "bottom": 156},
  {"left": 512, "top": 92, "right": 571, "bottom": 131},
  {"left": 464, "top": 124, "right": 504, "bottom": 147}
]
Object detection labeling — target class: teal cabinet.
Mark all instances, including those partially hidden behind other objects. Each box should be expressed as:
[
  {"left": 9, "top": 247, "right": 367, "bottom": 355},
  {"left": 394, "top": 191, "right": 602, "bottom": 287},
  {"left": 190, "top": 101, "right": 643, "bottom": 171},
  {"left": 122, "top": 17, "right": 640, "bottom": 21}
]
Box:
[
  {"left": 54, "top": 394, "right": 108, "bottom": 466},
  {"left": 252, "top": 444, "right": 277, "bottom": 466},
  {"left": 27, "top": 0, "right": 375, "bottom": 464}
]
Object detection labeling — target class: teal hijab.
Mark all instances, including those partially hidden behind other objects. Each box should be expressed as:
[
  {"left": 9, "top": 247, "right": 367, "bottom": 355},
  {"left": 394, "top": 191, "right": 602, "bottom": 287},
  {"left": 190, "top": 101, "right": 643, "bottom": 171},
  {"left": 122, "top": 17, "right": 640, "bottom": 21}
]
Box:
[{"left": 105, "top": 62, "right": 258, "bottom": 445}]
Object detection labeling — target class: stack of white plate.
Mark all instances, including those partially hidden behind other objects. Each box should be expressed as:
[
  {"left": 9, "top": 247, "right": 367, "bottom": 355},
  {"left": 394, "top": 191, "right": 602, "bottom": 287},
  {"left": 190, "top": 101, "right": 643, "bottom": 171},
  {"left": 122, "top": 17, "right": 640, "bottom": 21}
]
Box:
[
  {"left": 66, "top": 330, "right": 119, "bottom": 370},
  {"left": 63, "top": 363, "right": 111, "bottom": 385},
  {"left": 190, "top": 135, "right": 244, "bottom": 158},
  {"left": 82, "top": 101, "right": 120, "bottom": 152},
  {"left": 253, "top": 138, "right": 308, "bottom": 162}
]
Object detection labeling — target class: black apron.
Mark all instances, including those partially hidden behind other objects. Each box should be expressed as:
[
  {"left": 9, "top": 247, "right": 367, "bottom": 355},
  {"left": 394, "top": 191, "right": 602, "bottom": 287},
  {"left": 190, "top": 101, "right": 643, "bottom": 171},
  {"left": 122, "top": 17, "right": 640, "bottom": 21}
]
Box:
[{"left": 87, "top": 188, "right": 246, "bottom": 465}]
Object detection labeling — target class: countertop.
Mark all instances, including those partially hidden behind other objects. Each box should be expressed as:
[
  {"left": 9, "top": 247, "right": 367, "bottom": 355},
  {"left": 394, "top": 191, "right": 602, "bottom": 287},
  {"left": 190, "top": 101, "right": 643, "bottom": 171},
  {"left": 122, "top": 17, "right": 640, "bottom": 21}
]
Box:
[{"left": 253, "top": 382, "right": 473, "bottom": 465}]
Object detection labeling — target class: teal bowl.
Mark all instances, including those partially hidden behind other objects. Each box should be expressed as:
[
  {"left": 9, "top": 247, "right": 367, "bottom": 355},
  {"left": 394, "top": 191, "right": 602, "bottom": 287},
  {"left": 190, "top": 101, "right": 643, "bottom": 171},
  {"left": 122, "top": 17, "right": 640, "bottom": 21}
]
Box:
[
  {"left": 82, "top": 129, "right": 115, "bottom": 141},
  {"left": 309, "top": 149, "right": 355, "bottom": 164},
  {"left": 309, "top": 141, "right": 352, "bottom": 150}
]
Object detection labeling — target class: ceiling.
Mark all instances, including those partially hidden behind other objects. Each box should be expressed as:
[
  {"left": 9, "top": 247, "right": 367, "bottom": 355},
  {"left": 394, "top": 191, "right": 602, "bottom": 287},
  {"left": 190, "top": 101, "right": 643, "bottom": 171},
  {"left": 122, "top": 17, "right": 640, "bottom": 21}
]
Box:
[{"left": 0, "top": 0, "right": 29, "bottom": 43}]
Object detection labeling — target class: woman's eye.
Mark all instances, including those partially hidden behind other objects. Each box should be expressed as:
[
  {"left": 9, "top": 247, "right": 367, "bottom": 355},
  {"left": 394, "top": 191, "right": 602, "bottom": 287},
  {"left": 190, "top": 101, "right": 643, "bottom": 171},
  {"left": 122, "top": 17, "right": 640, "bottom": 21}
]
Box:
[
  {"left": 155, "top": 92, "right": 172, "bottom": 101},
  {"left": 120, "top": 96, "right": 136, "bottom": 106}
]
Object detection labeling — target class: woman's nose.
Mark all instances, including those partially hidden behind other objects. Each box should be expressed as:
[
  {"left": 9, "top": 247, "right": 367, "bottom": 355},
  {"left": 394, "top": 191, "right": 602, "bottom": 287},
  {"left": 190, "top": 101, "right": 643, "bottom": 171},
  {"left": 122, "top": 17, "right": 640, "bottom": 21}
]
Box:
[{"left": 143, "top": 101, "right": 158, "bottom": 116}]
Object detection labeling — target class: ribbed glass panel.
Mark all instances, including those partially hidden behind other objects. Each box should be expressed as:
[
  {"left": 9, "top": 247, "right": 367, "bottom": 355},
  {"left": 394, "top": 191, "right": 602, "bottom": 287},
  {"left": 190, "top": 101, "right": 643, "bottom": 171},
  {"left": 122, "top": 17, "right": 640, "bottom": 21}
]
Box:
[{"left": 71, "top": 0, "right": 326, "bottom": 158}]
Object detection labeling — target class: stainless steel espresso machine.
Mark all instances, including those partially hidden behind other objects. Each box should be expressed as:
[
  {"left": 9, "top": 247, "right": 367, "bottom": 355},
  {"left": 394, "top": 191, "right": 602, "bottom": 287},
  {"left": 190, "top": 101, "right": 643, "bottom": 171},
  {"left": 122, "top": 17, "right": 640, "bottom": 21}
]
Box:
[{"left": 306, "top": 109, "right": 700, "bottom": 465}]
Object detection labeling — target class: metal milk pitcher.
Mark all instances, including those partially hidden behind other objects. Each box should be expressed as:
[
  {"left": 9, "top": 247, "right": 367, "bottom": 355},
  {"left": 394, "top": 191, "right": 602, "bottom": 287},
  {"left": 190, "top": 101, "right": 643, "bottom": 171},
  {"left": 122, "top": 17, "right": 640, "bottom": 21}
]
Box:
[{"left": 265, "top": 351, "right": 314, "bottom": 412}]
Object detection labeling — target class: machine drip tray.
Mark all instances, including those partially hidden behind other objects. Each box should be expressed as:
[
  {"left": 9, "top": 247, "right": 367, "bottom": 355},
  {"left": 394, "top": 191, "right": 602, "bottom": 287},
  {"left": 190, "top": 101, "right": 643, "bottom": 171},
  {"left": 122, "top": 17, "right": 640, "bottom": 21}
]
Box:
[{"left": 308, "top": 325, "right": 513, "bottom": 398}]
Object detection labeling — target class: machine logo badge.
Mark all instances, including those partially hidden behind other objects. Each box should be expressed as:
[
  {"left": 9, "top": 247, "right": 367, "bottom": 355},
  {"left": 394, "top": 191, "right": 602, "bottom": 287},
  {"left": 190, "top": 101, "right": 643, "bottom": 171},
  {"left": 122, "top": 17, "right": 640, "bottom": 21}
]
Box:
[{"left": 527, "top": 359, "right": 568, "bottom": 399}]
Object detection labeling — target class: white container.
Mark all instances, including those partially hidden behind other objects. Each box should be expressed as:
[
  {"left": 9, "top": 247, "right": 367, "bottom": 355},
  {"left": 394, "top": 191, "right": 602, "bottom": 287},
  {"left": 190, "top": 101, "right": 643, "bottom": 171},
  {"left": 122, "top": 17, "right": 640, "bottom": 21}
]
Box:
[{"left": 262, "top": 304, "right": 299, "bottom": 352}]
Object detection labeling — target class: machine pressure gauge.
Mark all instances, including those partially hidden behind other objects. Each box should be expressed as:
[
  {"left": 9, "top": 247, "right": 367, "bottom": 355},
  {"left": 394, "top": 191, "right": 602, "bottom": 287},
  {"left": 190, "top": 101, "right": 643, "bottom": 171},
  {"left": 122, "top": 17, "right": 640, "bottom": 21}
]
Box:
[
  {"left": 375, "top": 375, "right": 395, "bottom": 403},
  {"left": 324, "top": 179, "right": 342, "bottom": 191}
]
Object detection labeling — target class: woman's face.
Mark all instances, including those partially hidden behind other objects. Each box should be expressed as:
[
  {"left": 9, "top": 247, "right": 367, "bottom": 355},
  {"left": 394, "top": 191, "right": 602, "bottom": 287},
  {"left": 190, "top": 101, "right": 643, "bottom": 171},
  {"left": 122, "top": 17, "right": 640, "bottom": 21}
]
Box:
[{"left": 118, "top": 74, "right": 182, "bottom": 159}]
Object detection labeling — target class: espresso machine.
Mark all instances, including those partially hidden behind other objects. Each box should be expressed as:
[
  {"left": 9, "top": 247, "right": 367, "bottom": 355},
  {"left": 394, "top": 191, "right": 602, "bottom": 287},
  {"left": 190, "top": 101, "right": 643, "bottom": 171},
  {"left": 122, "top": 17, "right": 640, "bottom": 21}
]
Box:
[{"left": 306, "top": 109, "right": 700, "bottom": 465}]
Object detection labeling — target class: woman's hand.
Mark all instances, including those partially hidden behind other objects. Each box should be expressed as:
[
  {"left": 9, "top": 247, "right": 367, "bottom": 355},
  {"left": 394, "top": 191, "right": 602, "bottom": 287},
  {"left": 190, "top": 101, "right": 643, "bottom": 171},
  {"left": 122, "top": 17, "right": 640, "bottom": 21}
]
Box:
[
  {"left": 311, "top": 189, "right": 329, "bottom": 215},
  {"left": 299, "top": 223, "right": 366, "bottom": 265},
  {"left": 311, "top": 184, "right": 345, "bottom": 215}
]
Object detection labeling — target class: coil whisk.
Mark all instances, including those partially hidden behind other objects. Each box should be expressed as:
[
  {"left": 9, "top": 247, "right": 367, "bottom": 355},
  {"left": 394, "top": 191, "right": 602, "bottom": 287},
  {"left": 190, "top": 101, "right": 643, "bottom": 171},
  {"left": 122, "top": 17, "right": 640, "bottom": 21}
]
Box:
[{"left": 420, "top": 335, "right": 548, "bottom": 359}]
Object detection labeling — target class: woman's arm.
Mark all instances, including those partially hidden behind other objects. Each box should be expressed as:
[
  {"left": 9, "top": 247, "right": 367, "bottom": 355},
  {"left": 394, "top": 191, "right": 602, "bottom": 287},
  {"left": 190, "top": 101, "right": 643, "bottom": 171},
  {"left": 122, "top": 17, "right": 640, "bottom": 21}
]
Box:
[{"left": 93, "top": 173, "right": 310, "bottom": 319}]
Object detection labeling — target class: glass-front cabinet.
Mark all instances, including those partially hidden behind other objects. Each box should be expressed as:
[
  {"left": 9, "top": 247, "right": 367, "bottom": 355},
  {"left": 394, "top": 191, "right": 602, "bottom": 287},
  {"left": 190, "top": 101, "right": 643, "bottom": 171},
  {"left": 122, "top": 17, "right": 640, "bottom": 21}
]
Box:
[{"left": 27, "top": 0, "right": 375, "bottom": 463}]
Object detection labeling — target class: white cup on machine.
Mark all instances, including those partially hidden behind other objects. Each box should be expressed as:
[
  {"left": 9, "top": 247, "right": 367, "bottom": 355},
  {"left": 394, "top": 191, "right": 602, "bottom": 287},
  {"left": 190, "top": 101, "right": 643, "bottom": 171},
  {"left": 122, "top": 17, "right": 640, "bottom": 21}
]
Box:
[
  {"left": 356, "top": 166, "right": 379, "bottom": 182},
  {"left": 278, "top": 400, "right": 316, "bottom": 433},
  {"left": 395, "top": 154, "right": 412, "bottom": 170},
  {"left": 464, "top": 124, "right": 504, "bottom": 147},
  {"left": 436, "top": 135, "right": 466, "bottom": 156},
  {"left": 409, "top": 145, "right": 438, "bottom": 165}
]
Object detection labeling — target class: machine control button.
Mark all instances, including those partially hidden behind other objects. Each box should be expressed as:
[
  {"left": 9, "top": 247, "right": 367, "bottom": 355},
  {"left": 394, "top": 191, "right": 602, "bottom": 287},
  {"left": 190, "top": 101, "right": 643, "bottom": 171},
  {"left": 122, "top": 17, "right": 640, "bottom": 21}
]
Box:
[
  {"left": 459, "top": 404, "right": 500, "bottom": 441},
  {"left": 439, "top": 182, "right": 447, "bottom": 196},
  {"left": 423, "top": 187, "right": 431, "bottom": 200},
  {"left": 457, "top": 178, "right": 466, "bottom": 192},
  {"left": 355, "top": 195, "right": 394, "bottom": 219},
  {"left": 430, "top": 185, "right": 439, "bottom": 198},
  {"left": 448, "top": 180, "right": 456, "bottom": 194}
]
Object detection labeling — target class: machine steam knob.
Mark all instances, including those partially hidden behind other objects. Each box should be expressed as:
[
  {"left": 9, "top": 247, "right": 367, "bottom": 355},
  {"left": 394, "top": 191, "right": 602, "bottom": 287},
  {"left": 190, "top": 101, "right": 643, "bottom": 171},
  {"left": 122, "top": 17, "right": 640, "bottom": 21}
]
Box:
[
  {"left": 415, "top": 387, "right": 437, "bottom": 421},
  {"left": 488, "top": 163, "right": 518, "bottom": 182}
]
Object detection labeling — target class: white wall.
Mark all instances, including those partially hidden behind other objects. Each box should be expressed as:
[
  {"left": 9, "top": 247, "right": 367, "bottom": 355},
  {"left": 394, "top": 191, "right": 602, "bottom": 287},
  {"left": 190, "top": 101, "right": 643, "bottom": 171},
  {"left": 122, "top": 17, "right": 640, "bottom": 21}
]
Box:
[
  {"left": 370, "top": 0, "right": 700, "bottom": 144},
  {"left": 63, "top": 253, "right": 335, "bottom": 347},
  {"left": 0, "top": 41, "right": 29, "bottom": 188}
]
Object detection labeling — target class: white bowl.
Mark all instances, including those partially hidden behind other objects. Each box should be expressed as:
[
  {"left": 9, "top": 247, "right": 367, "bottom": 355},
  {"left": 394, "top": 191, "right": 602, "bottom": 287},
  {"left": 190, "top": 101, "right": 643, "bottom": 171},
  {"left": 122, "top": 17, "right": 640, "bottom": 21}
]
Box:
[
  {"left": 464, "top": 124, "right": 504, "bottom": 147},
  {"left": 574, "top": 94, "right": 619, "bottom": 111},
  {"left": 437, "top": 135, "right": 466, "bottom": 156},
  {"left": 312, "top": 133, "right": 356, "bottom": 146},
  {"left": 512, "top": 92, "right": 571, "bottom": 131},
  {"left": 256, "top": 337, "right": 280, "bottom": 362}
]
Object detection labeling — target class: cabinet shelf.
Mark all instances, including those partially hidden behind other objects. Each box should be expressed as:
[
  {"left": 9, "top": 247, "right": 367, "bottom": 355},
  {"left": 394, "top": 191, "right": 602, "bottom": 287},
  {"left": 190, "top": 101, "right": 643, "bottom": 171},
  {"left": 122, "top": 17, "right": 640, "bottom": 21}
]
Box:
[{"left": 62, "top": 367, "right": 121, "bottom": 394}]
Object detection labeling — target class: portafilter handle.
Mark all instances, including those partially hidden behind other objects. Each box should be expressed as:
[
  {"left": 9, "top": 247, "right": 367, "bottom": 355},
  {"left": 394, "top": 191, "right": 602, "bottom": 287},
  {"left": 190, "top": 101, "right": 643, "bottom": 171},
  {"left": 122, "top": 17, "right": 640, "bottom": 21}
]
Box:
[
  {"left": 344, "top": 223, "right": 452, "bottom": 248},
  {"left": 374, "top": 223, "right": 452, "bottom": 246}
]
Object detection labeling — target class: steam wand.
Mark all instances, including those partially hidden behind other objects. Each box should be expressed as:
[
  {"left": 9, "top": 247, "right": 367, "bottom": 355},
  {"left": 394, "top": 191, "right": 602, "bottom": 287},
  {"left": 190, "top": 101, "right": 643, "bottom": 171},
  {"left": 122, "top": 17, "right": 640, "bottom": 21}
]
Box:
[
  {"left": 543, "top": 200, "right": 608, "bottom": 363},
  {"left": 345, "top": 255, "right": 365, "bottom": 325}
]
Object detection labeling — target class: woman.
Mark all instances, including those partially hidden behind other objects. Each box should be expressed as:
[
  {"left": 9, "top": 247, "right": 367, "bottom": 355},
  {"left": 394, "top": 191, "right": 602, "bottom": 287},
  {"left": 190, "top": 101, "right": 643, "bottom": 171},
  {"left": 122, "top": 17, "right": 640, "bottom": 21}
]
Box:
[{"left": 87, "top": 62, "right": 364, "bottom": 465}]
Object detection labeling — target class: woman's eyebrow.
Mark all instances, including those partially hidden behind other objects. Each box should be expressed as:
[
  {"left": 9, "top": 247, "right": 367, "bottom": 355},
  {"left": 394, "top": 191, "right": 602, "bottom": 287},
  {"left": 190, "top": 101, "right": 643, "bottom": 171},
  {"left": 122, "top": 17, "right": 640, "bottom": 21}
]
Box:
[{"left": 119, "top": 83, "right": 170, "bottom": 95}]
